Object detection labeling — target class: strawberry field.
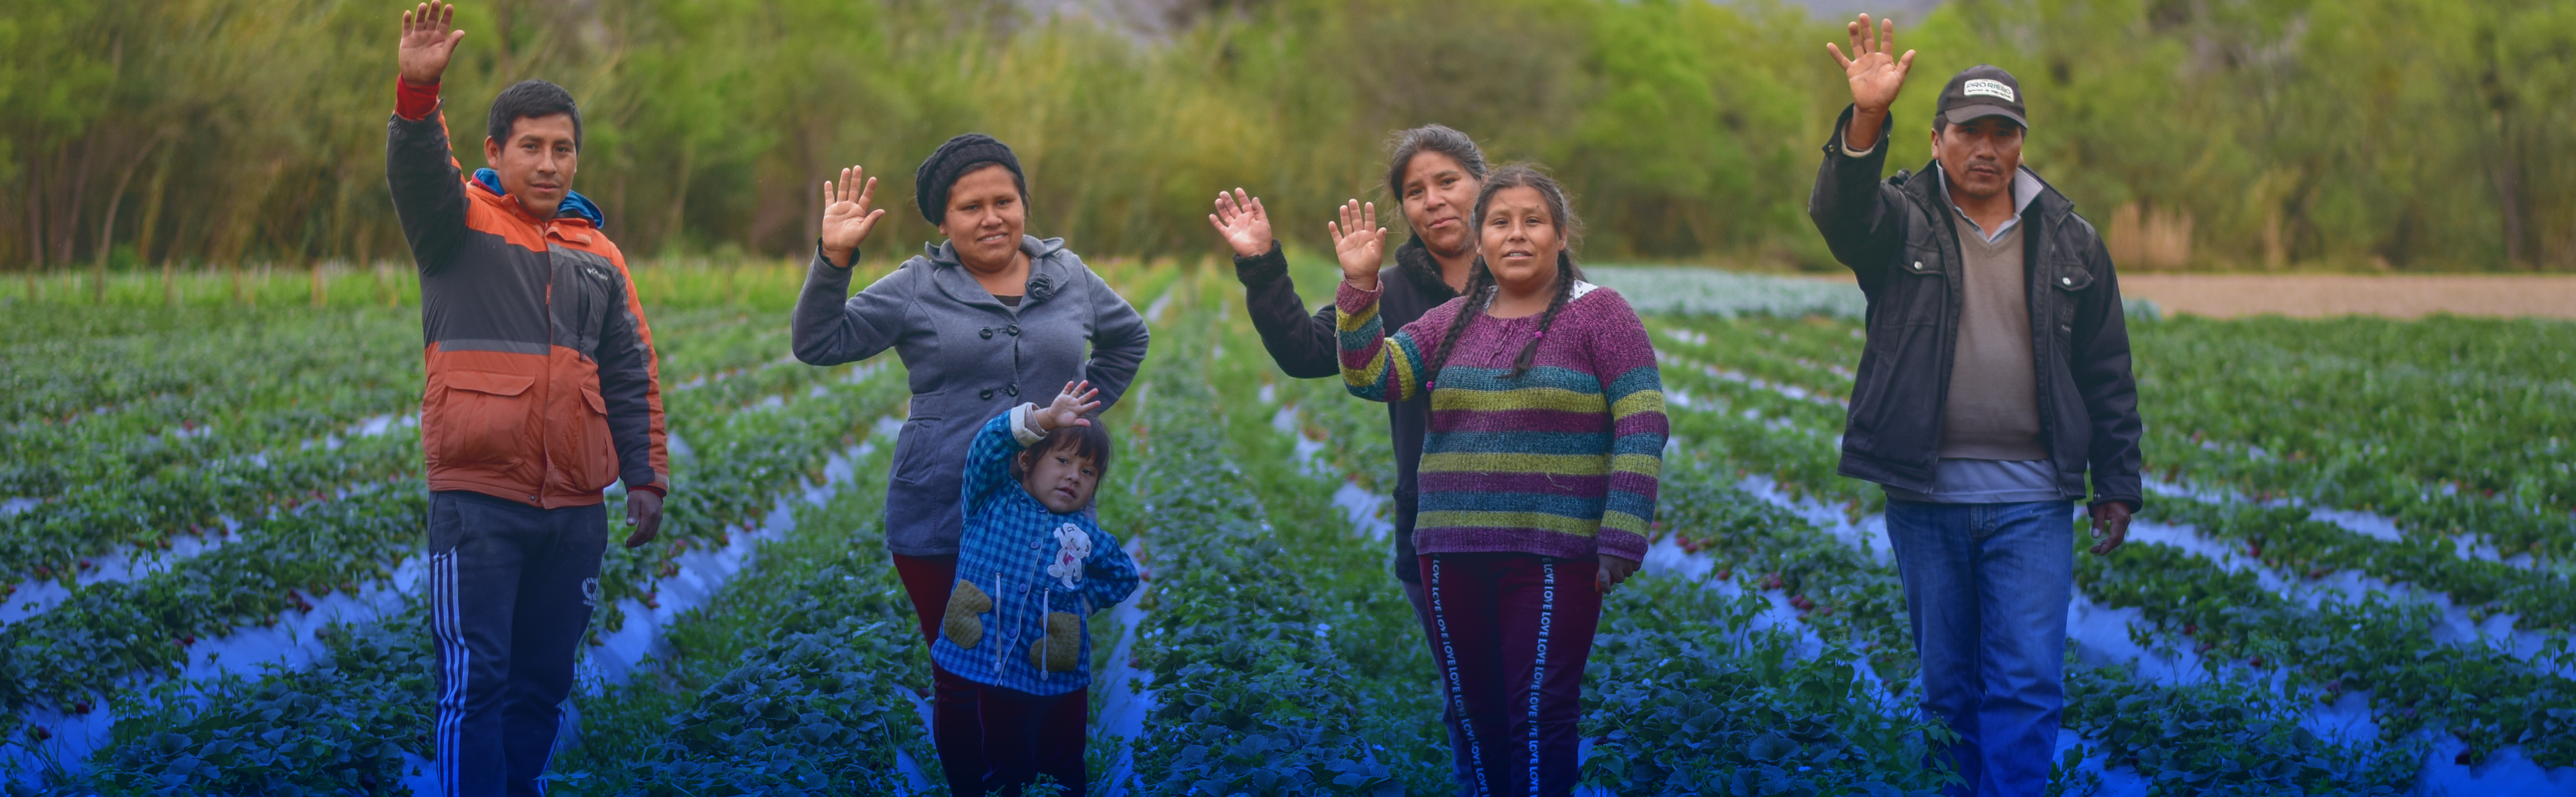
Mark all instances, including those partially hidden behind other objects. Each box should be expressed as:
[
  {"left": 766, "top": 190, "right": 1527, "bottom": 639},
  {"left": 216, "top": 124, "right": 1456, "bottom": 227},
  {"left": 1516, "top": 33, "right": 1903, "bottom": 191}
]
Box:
[{"left": 0, "top": 261, "right": 2571, "bottom": 795}]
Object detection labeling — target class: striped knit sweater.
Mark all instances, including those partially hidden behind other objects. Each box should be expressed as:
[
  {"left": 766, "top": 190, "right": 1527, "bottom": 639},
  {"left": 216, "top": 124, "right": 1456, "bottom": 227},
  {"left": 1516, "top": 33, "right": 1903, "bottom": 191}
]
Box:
[{"left": 1337, "top": 279, "right": 1667, "bottom": 563}]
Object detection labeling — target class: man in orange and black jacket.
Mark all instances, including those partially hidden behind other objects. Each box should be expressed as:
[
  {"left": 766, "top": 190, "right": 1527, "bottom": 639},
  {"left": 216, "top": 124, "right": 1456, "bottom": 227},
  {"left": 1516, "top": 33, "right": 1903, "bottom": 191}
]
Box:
[{"left": 388, "top": 5, "right": 668, "bottom": 794}]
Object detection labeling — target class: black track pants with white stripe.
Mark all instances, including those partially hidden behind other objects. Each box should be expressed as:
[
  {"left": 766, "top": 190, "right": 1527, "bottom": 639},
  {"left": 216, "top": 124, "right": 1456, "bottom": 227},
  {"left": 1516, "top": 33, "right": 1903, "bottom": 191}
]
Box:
[
  {"left": 1419, "top": 552, "right": 1603, "bottom": 797},
  {"left": 428, "top": 490, "right": 607, "bottom": 797}
]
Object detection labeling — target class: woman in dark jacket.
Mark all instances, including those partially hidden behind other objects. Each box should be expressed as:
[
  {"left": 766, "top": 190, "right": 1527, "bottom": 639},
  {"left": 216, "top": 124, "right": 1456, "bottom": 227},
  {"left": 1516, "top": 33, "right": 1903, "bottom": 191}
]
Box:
[
  {"left": 793, "top": 134, "right": 1150, "bottom": 795},
  {"left": 1203, "top": 124, "right": 1488, "bottom": 790}
]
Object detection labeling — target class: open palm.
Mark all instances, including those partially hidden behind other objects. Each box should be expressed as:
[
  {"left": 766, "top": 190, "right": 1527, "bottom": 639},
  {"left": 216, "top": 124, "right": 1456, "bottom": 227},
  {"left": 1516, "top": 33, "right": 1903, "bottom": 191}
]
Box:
[
  {"left": 1829, "top": 14, "right": 1915, "bottom": 113},
  {"left": 1206, "top": 188, "right": 1274, "bottom": 258},
  {"left": 397, "top": 2, "right": 466, "bottom": 86},
  {"left": 818, "top": 165, "right": 887, "bottom": 268},
  {"left": 1329, "top": 199, "right": 1387, "bottom": 288}
]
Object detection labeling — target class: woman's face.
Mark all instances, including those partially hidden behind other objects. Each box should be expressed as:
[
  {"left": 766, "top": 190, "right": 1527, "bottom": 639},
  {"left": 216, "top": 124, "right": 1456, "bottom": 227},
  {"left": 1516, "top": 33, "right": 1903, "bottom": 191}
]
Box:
[
  {"left": 1399, "top": 152, "right": 1480, "bottom": 258},
  {"left": 1478, "top": 185, "right": 1563, "bottom": 296},
  {"left": 938, "top": 164, "right": 1027, "bottom": 272}
]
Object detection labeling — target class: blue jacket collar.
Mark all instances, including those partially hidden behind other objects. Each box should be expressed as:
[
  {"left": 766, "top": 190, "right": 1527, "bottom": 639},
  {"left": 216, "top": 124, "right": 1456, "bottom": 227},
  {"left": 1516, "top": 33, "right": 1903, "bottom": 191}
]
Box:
[{"left": 472, "top": 168, "right": 606, "bottom": 229}]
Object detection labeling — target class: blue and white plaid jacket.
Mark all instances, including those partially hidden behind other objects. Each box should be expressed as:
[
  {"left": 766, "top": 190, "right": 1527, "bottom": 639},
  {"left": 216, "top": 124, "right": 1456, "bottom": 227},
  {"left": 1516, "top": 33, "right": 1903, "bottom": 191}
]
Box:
[{"left": 929, "top": 407, "right": 1140, "bottom": 695}]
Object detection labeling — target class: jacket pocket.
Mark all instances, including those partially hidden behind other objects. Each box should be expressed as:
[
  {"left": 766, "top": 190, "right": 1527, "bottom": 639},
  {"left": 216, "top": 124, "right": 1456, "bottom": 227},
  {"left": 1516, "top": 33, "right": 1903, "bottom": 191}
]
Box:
[
  {"left": 2049, "top": 267, "right": 2093, "bottom": 335},
  {"left": 891, "top": 415, "right": 945, "bottom": 486},
  {"left": 427, "top": 371, "right": 535, "bottom": 470},
  {"left": 561, "top": 381, "right": 619, "bottom": 490},
  {"left": 1887, "top": 245, "right": 1947, "bottom": 327}
]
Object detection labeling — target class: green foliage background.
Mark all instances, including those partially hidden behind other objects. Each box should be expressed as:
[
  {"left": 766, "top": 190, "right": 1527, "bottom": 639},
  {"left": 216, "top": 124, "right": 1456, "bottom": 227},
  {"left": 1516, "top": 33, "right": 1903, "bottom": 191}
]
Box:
[{"left": 5, "top": 0, "right": 2573, "bottom": 273}]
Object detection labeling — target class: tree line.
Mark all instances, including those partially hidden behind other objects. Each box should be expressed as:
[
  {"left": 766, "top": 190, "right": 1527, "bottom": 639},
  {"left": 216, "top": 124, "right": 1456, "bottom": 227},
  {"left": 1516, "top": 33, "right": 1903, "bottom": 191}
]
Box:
[{"left": 5, "top": 0, "right": 2571, "bottom": 277}]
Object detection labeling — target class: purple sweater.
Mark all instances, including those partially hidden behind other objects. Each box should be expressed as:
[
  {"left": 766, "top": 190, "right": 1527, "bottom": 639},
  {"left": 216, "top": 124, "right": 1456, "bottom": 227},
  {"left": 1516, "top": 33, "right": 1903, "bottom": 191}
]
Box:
[{"left": 1337, "top": 279, "right": 1667, "bottom": 563}]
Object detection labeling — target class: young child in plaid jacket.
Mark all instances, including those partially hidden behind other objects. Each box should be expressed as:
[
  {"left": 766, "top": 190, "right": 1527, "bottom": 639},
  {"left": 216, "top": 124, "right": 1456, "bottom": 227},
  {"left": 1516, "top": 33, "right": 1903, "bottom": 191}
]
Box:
[{"left": 930, "top": 380, "right": 1140, "bottom": 796}]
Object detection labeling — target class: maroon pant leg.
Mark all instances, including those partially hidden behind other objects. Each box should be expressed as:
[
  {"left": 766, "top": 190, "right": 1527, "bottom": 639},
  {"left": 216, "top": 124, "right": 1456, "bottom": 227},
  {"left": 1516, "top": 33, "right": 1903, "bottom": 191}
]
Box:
[
  {"left": 893, "top": 553, "right": 988, "bottom": 796},
  {"left": 977, "top": 683, "right": 1090, "bottom": 797},
  {"left": 1422, "top": 553, "right": 1603, "bottom": 797},
  {"left": 1495, "top": 554, "right": 1599, "bottom": 797}
]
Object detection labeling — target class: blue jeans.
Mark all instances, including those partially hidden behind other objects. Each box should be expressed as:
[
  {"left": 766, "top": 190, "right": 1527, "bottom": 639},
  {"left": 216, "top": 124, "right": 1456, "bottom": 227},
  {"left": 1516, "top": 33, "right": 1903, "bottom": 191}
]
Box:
[{"left": 1882, "top": 499, "right": 2073, "bottom": 797}]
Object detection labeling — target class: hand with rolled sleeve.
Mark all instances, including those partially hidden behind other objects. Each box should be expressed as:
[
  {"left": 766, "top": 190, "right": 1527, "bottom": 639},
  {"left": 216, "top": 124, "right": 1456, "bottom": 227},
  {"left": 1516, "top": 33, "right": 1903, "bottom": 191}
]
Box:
[{"left": 1827, "top": 13, "right": 1916, "bottom": 154}]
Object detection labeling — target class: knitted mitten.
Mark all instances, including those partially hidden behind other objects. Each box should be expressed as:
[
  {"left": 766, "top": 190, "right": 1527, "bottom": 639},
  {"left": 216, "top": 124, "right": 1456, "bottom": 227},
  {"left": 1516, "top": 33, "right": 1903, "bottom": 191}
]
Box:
[
  {"left": 1026, "top": 611, "right": 1082, "bottom": 672},
  {"left": 943, "top": 580, "right": 992, "bottom": 649}
]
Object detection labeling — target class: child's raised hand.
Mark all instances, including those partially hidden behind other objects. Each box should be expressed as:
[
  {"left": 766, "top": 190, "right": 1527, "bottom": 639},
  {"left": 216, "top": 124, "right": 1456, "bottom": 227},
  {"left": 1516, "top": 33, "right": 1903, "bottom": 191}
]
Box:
[{"left": 1034, "top": 380, "right": 1102, "bottom": 432}]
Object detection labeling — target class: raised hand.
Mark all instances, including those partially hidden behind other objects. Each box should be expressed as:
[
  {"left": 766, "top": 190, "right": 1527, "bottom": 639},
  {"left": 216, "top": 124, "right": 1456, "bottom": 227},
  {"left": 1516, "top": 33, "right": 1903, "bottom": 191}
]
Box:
[
  {"left": 1830, "top": 14, "right": 1915, "bottom": 113},
  {"left": 817, "top": 165, "right": 887, "bottom": 269},
  {"left": 1827, "top": 14, "right": 1915, "bottom": 151},
  {"left": 1207, "top": 188, "right": 1275, "bottom": 258},
  {"left": 1329, "top": 200, "right": 1388, "bottom": 291},
  {"left": 398, "top": 1, "right": 467, "bottom": 86},
  {"left": 1033, "top": 380, "right": 1103, "bottom": 433}
]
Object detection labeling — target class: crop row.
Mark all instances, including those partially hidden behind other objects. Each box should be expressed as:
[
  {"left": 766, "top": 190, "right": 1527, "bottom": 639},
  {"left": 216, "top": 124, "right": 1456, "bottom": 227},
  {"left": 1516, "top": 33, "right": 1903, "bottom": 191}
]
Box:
[
  {"left": 2143, "top": 497, "right": 2576, "bottom": 632},
  {"left": 0, "top": 310, "right": 417, "bottom": 439},
  {"left": 1651, "top": 313, "right": 2576, "bottom": 620},
  {"left": 0, "top": 430, "right": 419, "bottom": 589},
  {"left": 2076, "top": 539, "right": 2576, "bottom": 769},
  {"left": 26, "top": 360, "right": 912, "bottom": 793},
  {"left": 547, "top": 443, "right": 933, "bottom": 797},
  {"left": 0, "top": 308, "right": 851, "bottom": 602},
  {"left": 589, "top": 359, "right": 902, "bottom": 638},
  {"left": 0, "top": 354, "right": 895, "bottom": 748},
  {"left": 1117, "top": 297, "right": 1438, "bottom": 795},
  {"left": 2, "top": 302, "right": 809, "bottom": 504},
  {"left": 1632, "top": 314, "right": 2497, "bottom": 790},
  {"left": 2133, "top": 315, "right": 2575, "bottom": 512}
]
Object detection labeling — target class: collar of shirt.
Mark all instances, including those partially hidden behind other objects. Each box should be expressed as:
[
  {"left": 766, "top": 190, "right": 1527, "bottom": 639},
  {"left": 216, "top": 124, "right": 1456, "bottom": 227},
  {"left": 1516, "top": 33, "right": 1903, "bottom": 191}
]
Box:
[{"left": 1936, "top": 166, "right": 2043, "bottom": 244}]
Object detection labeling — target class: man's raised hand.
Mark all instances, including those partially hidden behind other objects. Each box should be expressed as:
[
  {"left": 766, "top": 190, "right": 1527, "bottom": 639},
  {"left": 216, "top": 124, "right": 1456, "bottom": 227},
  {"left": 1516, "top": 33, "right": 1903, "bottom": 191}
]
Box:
[
  {"left": 398, "top": 2, "right": 466, "bottom": 86},
  {"left": 818, "top": 166, "right": 887, "bottom": 269},
  {"left": 1827, "top": 14, "right": 1915, "bottom": 151},
  {"left": 1329, "top": 200, "right": 1388, "bottom": 291},
  {"left": 1034, "top": 381, "right": 1103, "bottom": 433},
  {"left": 1208, "top": 189, "right": 1275, "bottom": 258}
]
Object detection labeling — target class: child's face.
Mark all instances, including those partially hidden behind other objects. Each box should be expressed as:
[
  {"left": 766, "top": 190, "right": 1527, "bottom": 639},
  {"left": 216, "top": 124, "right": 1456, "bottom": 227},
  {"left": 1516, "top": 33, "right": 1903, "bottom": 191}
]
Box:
[{"left": 1019, "top": 445, "right": 1099, "bottom": 513}]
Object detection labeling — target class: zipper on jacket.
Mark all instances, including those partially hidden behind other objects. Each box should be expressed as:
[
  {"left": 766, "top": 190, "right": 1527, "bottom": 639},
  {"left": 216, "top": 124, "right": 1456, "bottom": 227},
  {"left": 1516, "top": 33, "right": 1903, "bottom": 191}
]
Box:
[{"left": 538, "top": 232, "right": 555, "bottom": 507}]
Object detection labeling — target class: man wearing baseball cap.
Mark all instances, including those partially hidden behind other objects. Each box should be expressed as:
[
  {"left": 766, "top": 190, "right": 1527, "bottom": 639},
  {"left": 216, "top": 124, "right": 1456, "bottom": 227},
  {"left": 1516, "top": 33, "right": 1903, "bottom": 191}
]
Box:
[{"left": 1807, "top": 14, "right": 2143, "bottom": 796}]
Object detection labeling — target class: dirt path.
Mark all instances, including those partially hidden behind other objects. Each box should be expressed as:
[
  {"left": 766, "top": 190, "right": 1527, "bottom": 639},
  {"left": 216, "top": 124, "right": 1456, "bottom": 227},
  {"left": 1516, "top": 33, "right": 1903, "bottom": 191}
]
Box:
[{"left": 2117, "top": 274, "right": 2576, "bottom": 319}]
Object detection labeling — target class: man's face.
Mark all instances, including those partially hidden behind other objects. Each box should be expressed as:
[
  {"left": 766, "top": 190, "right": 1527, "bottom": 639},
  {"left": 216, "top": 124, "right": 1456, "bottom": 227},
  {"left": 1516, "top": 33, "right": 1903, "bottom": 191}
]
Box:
[
  {"left": 1930, "top": 116, "right": 2023, "bottom": 201},
  {"left": 482, "top": 113, "right": 578, "bottom": 219},
  {"left": 938, "top": 165, "right": 1028, "bottom": 272},
  {"left": 1400, "top": 152, "right": 1480, "bottom": 259},
  {"left": 1019, "top": 445, "right": 1099, "bottom": 514}
]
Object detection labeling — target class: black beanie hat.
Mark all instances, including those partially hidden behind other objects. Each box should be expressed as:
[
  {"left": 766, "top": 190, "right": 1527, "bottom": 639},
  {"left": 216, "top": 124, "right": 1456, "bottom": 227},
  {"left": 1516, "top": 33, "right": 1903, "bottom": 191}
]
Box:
[{"left": 914, "top": 133, "right": 1026, "bottom": 226}]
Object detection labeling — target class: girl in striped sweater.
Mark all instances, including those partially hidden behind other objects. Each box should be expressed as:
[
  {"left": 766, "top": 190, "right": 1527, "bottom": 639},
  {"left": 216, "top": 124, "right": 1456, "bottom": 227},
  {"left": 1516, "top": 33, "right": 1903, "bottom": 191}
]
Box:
[{"left": 1333, "top": 164, "right": 1666, "bottom": 796}]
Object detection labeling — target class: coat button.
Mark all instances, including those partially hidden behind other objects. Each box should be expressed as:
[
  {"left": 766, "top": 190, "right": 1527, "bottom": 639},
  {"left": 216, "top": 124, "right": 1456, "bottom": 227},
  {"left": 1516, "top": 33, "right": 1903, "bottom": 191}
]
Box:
[
  {"left": 2061, "top": 276, "right": 2074, "bottom": 285},
  {"left": 1005, "top": 384, "right": 1020, "bottom": 397},
  {"left": 980, "top": 327, "right": 994, "bottom": 339},
  {"left": 1912, "top": 261, "right": 1923, "bottom": 271},
  {"left": 1006, "top": 324, "right": 1020, "bottom": 336},
  {"left": 979, "top": 388, "right": 995, "bottom": 400}
]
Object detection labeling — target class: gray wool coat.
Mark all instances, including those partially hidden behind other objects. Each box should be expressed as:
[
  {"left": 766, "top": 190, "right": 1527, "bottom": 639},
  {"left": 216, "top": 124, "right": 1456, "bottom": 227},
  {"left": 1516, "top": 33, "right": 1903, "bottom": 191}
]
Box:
[{"left": 792, "top": 235, "right": 1150, "bottom": 557}]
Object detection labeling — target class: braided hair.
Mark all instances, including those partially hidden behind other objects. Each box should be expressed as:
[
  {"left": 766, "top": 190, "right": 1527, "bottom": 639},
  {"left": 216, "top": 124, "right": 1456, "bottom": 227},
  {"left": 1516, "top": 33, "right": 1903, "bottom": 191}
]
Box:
[{"left": 1417, "top": 164, "right": 1585, "bottom": 390}]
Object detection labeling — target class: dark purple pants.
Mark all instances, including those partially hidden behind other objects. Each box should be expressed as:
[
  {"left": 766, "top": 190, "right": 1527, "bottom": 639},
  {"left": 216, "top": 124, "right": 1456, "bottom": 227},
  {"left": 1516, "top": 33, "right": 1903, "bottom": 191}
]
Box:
[
  {"left": 894, "top": 553, "right": 988, "bottom": 795},
  {"left": 976, "top": 683, "right": 1089, "bottom": 797},
  {"left": 1419, "top": 553, "right": 1603, "bottom": 797}
]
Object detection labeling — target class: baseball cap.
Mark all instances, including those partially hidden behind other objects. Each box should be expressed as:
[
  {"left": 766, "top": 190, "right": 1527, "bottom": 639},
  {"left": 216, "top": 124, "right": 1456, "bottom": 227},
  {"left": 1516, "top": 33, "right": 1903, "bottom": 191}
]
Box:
[{"left": 1936, "top": 65, "right": 2028, "bottom": 129}]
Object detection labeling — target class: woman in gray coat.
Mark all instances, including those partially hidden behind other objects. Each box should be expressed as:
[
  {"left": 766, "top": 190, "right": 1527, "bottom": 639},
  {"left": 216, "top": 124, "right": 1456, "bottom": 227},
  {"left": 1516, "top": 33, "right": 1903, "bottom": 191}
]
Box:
[{"left": 791, "top": 134, "right": 1149, "bottom": 795}]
